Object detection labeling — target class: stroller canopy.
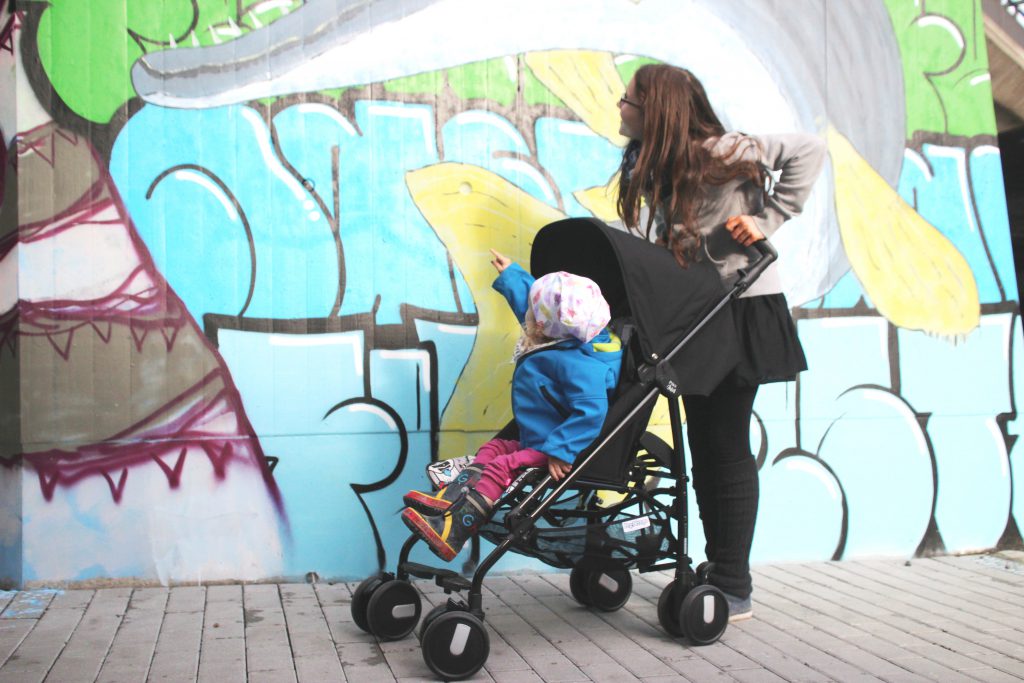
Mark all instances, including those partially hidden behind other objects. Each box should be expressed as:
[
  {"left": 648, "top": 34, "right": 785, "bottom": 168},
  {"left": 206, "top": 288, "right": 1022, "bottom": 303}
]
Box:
[{"left": 530, "top": 217, "right": 739, "bottom": 396}]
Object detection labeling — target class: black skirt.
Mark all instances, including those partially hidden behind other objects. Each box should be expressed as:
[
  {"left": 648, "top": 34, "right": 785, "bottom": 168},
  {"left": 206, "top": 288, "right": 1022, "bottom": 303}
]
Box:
[{"left": 724, "top": 293, "right": 806, "bottom": 389}]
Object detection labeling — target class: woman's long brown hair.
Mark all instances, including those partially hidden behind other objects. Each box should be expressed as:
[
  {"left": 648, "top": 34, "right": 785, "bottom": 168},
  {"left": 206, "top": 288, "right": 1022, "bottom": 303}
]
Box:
[{"left": 617, "top": 65, "right": 765, "bottom": 265}]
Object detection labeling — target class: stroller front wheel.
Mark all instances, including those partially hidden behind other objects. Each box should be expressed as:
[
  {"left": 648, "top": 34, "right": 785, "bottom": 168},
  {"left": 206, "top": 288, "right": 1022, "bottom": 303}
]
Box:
[
  {"left": 586, "top": 568, "right": 632, "bottom": 612},
  {"left": 679, "top": 584, "right": 728, "bottom": 645},
  {"left": 366, "top": 578, "right": 422, "bottom": 640},
  {"left": 351, "top": 573, "right": 388, "bottom": 633},
  {"left": 569, "top": 567, "right": 593, "bottom": 606},
  {"left": 421, "top": 610, "right": 490, "bottom": 680},
  {"left": 657, "top": 580, "right": 686, "bottom": 637},
  {"left": 418, "top": 602, "right": 449, "bottom": 640},
  {"left": 569, "top": 567, "right": 632, "bottom": 611}
]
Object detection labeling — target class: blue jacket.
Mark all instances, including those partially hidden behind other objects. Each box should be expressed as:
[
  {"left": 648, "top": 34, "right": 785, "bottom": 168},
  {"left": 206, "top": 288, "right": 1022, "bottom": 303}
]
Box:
[{"left": 493, "top": 264, "right": 623, "bottom": 464}]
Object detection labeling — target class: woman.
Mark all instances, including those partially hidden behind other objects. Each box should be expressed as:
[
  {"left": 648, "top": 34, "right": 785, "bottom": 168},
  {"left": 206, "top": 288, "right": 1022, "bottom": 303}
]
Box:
[{"left": 616, "top": 64, "right": 826, "bottom": 621}]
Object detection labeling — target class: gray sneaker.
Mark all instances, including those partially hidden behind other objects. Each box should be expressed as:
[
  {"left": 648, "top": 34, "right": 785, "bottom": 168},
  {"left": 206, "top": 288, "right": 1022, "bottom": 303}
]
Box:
[{"left": 724, "top": 592, "right": 752, "bottom": 622}]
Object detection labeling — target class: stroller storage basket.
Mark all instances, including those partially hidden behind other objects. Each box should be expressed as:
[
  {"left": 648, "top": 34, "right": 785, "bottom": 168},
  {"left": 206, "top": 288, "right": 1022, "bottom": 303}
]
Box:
[{"left": 479, "top": 476, "right": 674, "bottom": 571}]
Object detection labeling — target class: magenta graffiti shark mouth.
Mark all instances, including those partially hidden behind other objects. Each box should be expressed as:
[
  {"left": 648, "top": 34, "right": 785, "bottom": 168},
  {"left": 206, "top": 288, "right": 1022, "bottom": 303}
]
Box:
[
  {"left": 20, "top": 367, "right": 273, "bottom": 504},
  {"left": 4, "top": 123, "right": 281, "bottom": 510}
]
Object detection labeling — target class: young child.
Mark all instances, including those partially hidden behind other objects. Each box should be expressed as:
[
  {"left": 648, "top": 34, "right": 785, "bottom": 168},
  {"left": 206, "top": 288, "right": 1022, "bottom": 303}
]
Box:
[{"left": 401, "top": 249, "right": 623, "bottom": 561}]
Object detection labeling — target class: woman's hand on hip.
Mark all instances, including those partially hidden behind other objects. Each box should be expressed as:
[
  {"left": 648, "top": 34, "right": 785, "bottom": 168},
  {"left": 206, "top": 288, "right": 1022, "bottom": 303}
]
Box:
[
  {"left": 725, "top": 215, "right": 765, "bottom": 247},
  {"left": 547, "top": 456, "right": 573, "bottom": 481}
]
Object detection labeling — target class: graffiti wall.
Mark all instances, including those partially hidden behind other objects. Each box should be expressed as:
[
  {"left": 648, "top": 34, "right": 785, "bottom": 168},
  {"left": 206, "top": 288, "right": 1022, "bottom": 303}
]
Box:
[{"left": 0, "top": 0, "right": 1019, "bottom": 587}]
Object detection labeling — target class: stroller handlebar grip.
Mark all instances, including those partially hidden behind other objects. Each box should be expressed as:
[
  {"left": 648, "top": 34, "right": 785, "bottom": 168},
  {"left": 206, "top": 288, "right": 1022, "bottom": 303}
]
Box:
[{"left": 732, "top": 239, "right": 778, "bottom": 296}]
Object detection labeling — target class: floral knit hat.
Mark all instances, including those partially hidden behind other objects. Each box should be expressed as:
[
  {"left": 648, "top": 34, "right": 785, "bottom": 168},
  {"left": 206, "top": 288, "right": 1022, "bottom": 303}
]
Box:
[{"left": 529, "top": 271, "right": 611, "bottom": 343}]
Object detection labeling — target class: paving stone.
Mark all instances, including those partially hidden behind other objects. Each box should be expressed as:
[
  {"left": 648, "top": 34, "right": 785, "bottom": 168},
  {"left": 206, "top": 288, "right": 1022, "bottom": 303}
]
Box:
[
  {"left": 206, "top": 584, "right": 243, "bottom": 603},
  {"left": 605, "top": 645, "right": 678, "bottom": 678},
  {"left": 728, "top": 668, "right": 790, "bottom": 683},
  {"left": 197, "top": 635, "right": 246, "bottom": 683},
  {"left": 0, "top": 602, "right": 84, "bottom": 680},
  {"left": 0, "top": 556, "right": 1019, "bottom": 681},
  {"left": 1, "top": 590, "right": 60, "bottom": 619},
  {"left": 490, "top": 669, "right": 543, "bottom": 683},
  {"left": 46, "top": 588, "right": 130, "bottom": 682},
  {"left": 148, "top": 610, "right": 203, "bottom": 681},
  {"left": 96, "top": 589, "right": 167, "bottom": 683},
  {"left": 338, "top": 639, "right": 394, "bottom": 681},
  {"left": 48, "top": 589, "right": 95, "bottom": 611},
  {"left": 0, "top": 591, "right": 16, "bottom": 614},
  {"left": 166, "top": 585, "right": 206, "bottom": 613},
  {"left": 0, "top": 619, "right": 35, "bottom": 668}
]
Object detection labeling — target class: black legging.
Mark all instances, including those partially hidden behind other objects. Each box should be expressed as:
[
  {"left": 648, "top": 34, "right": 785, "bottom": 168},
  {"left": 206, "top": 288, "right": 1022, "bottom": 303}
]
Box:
[{"left": 682, "top": 383, "right": 759, "bottom": 599}]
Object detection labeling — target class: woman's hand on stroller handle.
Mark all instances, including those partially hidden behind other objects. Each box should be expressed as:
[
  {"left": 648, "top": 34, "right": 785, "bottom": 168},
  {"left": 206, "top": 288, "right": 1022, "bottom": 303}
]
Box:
[
  {"left": 490, "top": 249, "right": 512, "bottom": 273},
  {"left": 725, "top": 214, "right": 765, "bottom": 247},
  {"left": 547, "top": 456, "right": 572, "bottom": 481}
]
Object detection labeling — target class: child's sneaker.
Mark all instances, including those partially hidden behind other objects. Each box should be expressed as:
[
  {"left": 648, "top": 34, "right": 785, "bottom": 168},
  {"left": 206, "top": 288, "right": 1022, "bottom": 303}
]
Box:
[
  {"left": 404, "top": 465, "right": 484, "bottom": 515},
  {"left": 401, "top": 489, "right": 493, "bottom": 562},
  {"left": 426, "top": 455, "right": 476, "bottom": 490},
  {"left": 723, "top": 591, "right": 752, "bottom": 622}
]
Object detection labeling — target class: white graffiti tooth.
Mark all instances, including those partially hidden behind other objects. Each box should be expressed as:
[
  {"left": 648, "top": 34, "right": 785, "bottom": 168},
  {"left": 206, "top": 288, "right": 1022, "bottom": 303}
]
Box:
[
  {"left": 223, "top": 17, "right": 243, "bottom": 38},
  {"left": 255, "top": 0, "right": 293, "bottom": 14}
]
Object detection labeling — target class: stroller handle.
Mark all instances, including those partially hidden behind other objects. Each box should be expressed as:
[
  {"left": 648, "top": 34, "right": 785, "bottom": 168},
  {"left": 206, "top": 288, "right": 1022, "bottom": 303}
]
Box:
[{"left": 732, "top": 239, "right": 778, "bottom": 297}]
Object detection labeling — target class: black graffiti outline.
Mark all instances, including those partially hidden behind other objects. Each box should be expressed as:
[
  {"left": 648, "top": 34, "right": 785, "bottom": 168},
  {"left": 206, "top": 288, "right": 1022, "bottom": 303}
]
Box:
[
  {"left": 145, "top": 163, "right": 259, "bottom": 318},
  {"left": 324, "top": 396, "right": 408, "bottom": 572},
  {"left": 771, "top": 447, "right": 849, "bottom": 561},
  {"left": 264, "top": 111, "right": 346, "bottom": 317},
  {"left": 204, "top": 300, "right": 479, "bottom": 569}
]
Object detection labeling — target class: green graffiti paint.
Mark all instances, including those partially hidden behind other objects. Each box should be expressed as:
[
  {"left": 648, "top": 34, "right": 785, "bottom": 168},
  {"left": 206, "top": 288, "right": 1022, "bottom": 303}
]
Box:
[
  {"left": 382, "top": 56, "right": 565, "bottom": 109},
  {"left": 448, "top": 58, "right": 518, "bottom": 107},
  {"left": 384, "top": 70, "right": 445, "bottom": 96},
  {"left": 883, "top": 0, "right": 996, "bottom": 139},
  {"left": 614, "top": 56, "right": 659, "bottom": 87},
  {"left": 35, "top": 0, "right": 302, "bottom": 124}
]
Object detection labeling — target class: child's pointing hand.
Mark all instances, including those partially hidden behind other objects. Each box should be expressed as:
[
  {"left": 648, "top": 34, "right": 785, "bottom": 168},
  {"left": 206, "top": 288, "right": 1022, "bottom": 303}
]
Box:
[{"left": 490, "top": 249, "right": 512, "bottom": 273}]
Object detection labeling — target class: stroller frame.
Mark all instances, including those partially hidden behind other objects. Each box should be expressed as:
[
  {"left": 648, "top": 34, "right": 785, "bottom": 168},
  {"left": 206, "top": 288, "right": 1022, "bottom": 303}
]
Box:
[{"left": 351, "top": 222, "right": 777, "bottom": 680}]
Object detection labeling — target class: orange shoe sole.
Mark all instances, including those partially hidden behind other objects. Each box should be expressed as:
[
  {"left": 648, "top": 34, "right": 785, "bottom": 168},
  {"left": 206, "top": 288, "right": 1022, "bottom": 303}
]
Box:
[
  {"left": 402, "top": 489, "right": 452, "bottom": 515},
  {"left": 401, "top": 508, "right": 457, "bottom": 562}
]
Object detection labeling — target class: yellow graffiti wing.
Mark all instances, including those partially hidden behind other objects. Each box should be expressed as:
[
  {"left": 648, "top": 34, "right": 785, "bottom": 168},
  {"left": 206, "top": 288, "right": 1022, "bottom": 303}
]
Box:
[
  {"left": 574, "top": 171, "right": 622, "bottom": 222},
  {"left": 525, "top": 50, "right": 628, "bottom": 147},
  {"left": 828, "top": 127, "right": 979, "bottom": 336},
  {"left": 406, "top": 162, "right": 566, "bottom": 457}
]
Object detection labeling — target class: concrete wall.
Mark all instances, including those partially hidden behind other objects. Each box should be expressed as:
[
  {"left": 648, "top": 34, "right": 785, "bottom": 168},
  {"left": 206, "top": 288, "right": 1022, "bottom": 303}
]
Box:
[{"left": 0, "top": 0, "right": 1020, "bottom": 587}]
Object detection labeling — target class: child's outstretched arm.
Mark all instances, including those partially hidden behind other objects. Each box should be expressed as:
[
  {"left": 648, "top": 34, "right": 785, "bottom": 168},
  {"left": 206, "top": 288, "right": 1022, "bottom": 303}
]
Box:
[{"left": 490, "top": 250, "right": 534, "bottom": 323}]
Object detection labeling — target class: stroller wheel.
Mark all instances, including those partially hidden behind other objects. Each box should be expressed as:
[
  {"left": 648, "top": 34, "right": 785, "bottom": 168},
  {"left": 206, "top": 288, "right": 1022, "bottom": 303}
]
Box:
[
  {"left": 351, "top": 573, "right": 388, "bottom": 633},
  {"left": 679, "top": 584, "right": 728, "bottom": 645},
  {"left": 585, "top": 568, "right": 632, "bottom": 612},
  {"left": 366, "top": 578, "right": 422, "bottom": 640},
  {"left": 569, "top": 567, "right": 593, "bottom": 606},
  {"left": 657, "top": 580, "right": 685, "bottom": 637},
  {"left": 421, "top": 610, "right": 490, "bottom": 680},
  {"left": 695, "top": 561, "right": 714, "bottom": 583},
  {"left": 418, "top": 603, "right": 449, "bottom": 640}
]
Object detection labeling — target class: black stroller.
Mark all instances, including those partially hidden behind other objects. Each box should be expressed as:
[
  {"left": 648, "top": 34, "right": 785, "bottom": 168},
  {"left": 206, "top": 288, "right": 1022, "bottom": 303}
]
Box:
[{"left": 350, "top": 217, "right": 776, "bottom": 680}]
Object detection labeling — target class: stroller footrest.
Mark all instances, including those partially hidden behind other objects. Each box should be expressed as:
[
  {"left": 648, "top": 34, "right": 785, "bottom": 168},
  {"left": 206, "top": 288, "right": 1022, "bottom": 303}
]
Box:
[{"left": 400, "top": 562, "right": 472, "bottom": 593}]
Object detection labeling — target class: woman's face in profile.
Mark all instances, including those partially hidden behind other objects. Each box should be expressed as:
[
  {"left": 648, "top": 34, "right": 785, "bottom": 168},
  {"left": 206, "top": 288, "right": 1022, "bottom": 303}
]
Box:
[{"left": 618, "top": 78, "right": 644, "bottom": 141}]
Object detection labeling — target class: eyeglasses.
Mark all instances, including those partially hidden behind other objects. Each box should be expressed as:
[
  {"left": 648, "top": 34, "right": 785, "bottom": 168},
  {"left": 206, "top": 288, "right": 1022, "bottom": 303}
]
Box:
[{"left": 618, "top": 95, "right": 642, "bottom": 109}]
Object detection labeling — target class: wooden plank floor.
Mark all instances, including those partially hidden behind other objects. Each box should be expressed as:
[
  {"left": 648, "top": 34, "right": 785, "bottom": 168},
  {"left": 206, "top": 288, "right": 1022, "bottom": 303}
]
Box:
[{"left": 1, "top": 554, "right": 1022, "bottom": 682}]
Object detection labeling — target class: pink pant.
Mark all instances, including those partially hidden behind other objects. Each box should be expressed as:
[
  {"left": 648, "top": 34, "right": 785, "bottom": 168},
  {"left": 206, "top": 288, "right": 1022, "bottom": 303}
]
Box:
[{"left": 472, "top": 438, "right": 547, "bottom": 501}]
